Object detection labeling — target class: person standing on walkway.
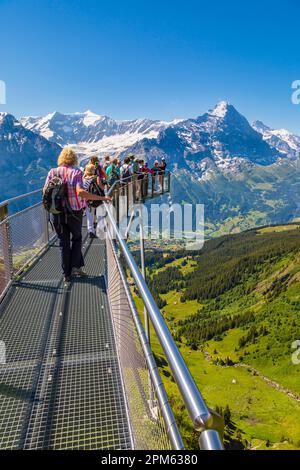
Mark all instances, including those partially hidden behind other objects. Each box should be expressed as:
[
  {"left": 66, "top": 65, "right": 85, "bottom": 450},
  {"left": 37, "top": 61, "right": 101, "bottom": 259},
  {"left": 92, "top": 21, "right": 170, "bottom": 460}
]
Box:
[
  {"left": 83, "top": 163, "right": 107, "bottom": 239},
  {"left": 106, "top": 157, "right": 120, "bottom": 187},
  {"left": 43, "top": 147, "right": 111, "bottom": 284}
]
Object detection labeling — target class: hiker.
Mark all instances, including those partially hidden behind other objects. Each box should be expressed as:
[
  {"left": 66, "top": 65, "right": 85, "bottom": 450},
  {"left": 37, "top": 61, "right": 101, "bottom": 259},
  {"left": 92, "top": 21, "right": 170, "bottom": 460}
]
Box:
[
  {"left": 120, "top": 156, "right": 131, "bottom": 183},
  {"left": 151, "top": 160, "right": 160, "bottom": 175},
  {"left": 102, "top": 155, "right": 111, "bottom": 172},
  {"left": 158, "top": 157, "right": 167, "bottom": 189},
  {"left": 141, "top": 161, "right": 154, "bottom": 175},
  {"left": 128, "top": 155, "right": 139, "bottom": 201},
  {"left": 140, "top": 161, "right": 154, "bottom": 197},
  {"left": 106, "top": 157, "right": 120, "bottom": 187},
  {"left": 89, "top": 156, "right": 107, "bottom": 187},
  {"left": 83, "top": 163, "right": 107, "bottom": 239},
  {"left": 136, "top": 159, "right": 145, "bottom": 199},
  {"left": 43, "top": 147, "right": 111, "bottom": 284}
]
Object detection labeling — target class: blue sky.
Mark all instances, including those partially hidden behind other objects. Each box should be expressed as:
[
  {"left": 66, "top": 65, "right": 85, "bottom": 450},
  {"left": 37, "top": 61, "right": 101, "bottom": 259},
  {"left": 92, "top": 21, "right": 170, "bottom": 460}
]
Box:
[{"left": 1, "top": 0, "right": 300, "bottom": 132}]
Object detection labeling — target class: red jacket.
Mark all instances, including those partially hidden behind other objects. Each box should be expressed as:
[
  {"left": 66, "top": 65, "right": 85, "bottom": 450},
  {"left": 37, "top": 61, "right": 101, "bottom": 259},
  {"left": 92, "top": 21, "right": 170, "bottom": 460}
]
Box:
[{"left": 142, "top": 165, "right": 154, "bottom": 175}]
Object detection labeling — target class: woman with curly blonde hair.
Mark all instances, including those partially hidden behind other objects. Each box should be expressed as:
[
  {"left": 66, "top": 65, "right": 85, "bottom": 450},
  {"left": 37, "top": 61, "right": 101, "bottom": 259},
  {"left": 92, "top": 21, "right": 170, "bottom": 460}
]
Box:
[
  {"left": 44, "top": 147, "right": 111, "bottom": 284},
  {"left": 57, "top": 147, "right": 78, "bottom": 166}
]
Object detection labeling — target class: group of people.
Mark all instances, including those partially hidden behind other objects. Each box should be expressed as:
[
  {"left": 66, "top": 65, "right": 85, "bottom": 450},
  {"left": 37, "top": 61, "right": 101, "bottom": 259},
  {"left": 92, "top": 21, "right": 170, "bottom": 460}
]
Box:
[
  {"left": 43, "top": 146, "right": 167, "bottom": 285},
  {"left": 89, "top": 153, "right": 167, "bottom": 187}
]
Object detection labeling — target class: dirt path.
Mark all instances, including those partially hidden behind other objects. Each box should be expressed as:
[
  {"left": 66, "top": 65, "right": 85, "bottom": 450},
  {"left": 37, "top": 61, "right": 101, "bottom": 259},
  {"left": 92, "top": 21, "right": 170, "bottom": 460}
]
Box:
[
  {"left": 235, "top": 363, "right": 300, "bottom": 403},
  {"left": 203, "top": 350, "right": 300, "bottom": 404}
]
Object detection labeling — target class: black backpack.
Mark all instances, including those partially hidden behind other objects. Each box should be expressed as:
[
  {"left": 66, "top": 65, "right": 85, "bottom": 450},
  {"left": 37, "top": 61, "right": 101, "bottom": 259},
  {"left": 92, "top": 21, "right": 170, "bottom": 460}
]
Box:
[
  {"left": 88, "top": 179, "right": 105, "bottom": 208},
  {"left": 43, "top": 174, "right": 67, "bottom": 214},
  {"left": 121, "top": 164, "right": 131, "bottom": 180}
]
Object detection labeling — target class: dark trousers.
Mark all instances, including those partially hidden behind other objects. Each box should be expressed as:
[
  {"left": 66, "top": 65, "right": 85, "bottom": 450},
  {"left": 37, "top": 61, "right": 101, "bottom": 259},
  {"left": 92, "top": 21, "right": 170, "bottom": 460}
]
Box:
[{"left": 53, "top": 210, "right": 84, "bottom": 277}]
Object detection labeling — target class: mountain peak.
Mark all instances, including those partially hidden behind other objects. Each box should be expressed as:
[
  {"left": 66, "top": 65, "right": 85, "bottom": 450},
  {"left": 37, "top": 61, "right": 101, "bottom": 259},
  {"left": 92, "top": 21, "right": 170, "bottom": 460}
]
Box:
[
  {"left": 209, "top": 100, "right": 231, "bottom": 118},
  {"left": 0, "top": 112, "right": 8, "bottom": 124},
  {"left": 0, "top": 112, "right": 19, "bottom": 126},
  {"left": 83, "top": 109, "right": 98, "bottom": 116},
  {"left": 252, "top": 120, "right": 271, "bottom": 133}
]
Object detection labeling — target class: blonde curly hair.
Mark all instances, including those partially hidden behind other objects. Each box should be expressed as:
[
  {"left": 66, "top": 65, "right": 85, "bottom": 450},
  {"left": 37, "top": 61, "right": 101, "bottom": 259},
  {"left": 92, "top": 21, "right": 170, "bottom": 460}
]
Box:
[
  {"left": 84, "top": 163, "right": 96, "bottom": 176},
  {"left": 58, "top": 147, "right": 78, "bottom": 166}
]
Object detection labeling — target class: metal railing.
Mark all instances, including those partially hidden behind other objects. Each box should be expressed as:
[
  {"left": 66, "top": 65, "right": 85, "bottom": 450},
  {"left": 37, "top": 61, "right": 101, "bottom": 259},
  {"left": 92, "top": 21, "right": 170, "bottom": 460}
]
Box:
[
  {"left": 104, "top": 173, "right": 224, "bottom": 450},
  {"left": 109, "top": 172, "right": 171, "bottom": 227},
  {"left": 0, "top": 189, "right": 54, "bottom": 301},
  {"left": 106, "top": 230, "right": 184, "bottom": 449}
]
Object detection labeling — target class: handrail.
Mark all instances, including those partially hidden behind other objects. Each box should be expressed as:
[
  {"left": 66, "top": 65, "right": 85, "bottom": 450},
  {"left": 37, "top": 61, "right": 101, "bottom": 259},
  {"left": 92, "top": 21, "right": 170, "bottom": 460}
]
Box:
[
  {"left": 104, "top": 199, "right": 224, "bottom": 450},
  {"left": 107, "top": 232, "right": 184, "bottom": 450},
  {"left": 0, "top": 188, "right": 42, "bottom": 208}
]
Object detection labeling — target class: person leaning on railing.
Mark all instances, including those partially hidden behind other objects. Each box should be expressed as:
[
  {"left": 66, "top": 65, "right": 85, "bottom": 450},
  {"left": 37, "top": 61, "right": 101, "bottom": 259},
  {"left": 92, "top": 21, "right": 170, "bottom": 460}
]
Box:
[{"left": 43, "top": 147, "right": 112, "bottom": 285}]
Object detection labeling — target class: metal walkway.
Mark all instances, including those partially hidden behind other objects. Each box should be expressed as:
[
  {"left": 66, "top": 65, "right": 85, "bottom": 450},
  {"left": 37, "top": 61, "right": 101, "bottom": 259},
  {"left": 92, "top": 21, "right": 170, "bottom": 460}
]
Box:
[
  {"left": 0, "top": 234, "right": 132, "bottom": 449},
  {"left": 0, "top": 173, "right": 224, "bottom": 450}
]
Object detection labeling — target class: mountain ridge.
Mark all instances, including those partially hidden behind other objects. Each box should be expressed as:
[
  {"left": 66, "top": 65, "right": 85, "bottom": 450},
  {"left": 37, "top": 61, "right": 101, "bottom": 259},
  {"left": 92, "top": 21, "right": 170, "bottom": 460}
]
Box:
[
  {"left": 0, "top": 112, "right": 61, "bottom": 200},
  {"left": 20, "top": 101, "right": 299, "bottom": 174}
]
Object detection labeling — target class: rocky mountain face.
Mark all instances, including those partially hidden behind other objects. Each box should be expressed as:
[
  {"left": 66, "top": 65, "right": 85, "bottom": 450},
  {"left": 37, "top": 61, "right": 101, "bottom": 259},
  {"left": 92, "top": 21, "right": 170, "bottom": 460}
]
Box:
[
  {"left": 252, "top": 120, "right": 300, "bottom": 158},
  {"left": 20, "top": 110, "right": 178, "bottom": 159},
  {"left": 3, "top": 102, "right": 300, "bottom": 235},
  {"left": 0, "top": 113, "right": 61, "bottom": 201},
  {"left": 121, "top": 102, "right": 282, "bottom": 177},
  {"left": 21, "top": 103, "right": 289, "bottom": 175}
]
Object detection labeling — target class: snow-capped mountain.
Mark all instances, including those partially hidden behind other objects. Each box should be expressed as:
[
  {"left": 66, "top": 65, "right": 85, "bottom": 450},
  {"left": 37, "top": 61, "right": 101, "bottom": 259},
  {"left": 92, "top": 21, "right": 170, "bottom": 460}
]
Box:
[
  {"left": 0, "top": 112, "right": 61, "bottom": 200},
  {"left": 120, "top": 101, "right": 280, "bottom": 177},
  {"left": 252, "top": 120, "right": 300, "bottom": 157},
  {"left": 21, "top": 102, "right": 282, "bottom": 176},
  {"left": 21, "top": 110, "right": 179, "bottom": 158},
  {"left": 3, "top": 102, "right": 300, "bottom": 233}
]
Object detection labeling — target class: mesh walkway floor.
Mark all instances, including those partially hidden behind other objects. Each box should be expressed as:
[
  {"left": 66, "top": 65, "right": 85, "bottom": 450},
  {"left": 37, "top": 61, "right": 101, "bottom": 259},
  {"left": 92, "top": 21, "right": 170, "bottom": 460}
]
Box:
[{"left": 0, "top": 235, "right": 132, "bottom": 450}]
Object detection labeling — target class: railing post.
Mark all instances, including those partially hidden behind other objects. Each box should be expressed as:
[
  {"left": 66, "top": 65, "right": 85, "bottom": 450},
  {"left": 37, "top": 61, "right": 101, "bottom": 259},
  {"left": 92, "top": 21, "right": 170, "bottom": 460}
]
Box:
[
  {"left": 126, "top": 183, "right": 129, "bottom": 218},
  {"left": 42, "top": 208, "right": 49, "bottom": 245},
  {"left": 115, "top": 187, "right": 120, "bottom": 226},
  {"left": 139, "top": 210, "right": 155, "bottom": 407},
  {"left": 162, "top": 172, "right": 165, "bottom": 194},
  {"left": 151, "top": 175, "right": 154, "bottom": 198},
  {"left": 199, "top": 429, "right": 224, "bottom": 450},
  {"left": 0, "top": 203, "right": 13, "bottom": 285}
]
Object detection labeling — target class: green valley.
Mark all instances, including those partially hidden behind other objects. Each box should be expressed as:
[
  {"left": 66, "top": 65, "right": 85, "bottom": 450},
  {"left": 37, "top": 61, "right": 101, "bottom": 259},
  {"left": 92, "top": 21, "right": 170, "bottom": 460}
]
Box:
[
  {"left": 131, "top": 224, "right": 300, "bottom": 450},
  {"left": 172, "top": 161, "right": 300, "bottom": 237}
]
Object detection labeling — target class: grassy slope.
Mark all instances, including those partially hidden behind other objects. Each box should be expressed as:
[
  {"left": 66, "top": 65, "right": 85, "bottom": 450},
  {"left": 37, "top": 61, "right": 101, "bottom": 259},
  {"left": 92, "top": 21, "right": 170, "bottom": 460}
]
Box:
[{"left": 132, "top": 225, "right": 300, "bottom": 450}]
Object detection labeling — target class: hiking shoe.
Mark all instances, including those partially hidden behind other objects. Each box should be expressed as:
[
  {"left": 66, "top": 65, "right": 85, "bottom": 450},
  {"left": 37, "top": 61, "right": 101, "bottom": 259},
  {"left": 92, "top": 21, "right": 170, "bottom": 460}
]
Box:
[
  {"left": 72, "top": 267, "right": 88, "bottom": 277},
  {"left": 89, "top": 232, "right": 97, "bottom": 239},
  {"left": 63, "top": 276, "right": 71, "bottom": 286}
]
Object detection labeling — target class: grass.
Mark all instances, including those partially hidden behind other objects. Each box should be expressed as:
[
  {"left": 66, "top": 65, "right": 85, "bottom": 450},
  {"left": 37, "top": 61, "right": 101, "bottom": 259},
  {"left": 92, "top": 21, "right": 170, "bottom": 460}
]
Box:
[{"left": 129, "top": 225, "right": 300, "bottom": 449}]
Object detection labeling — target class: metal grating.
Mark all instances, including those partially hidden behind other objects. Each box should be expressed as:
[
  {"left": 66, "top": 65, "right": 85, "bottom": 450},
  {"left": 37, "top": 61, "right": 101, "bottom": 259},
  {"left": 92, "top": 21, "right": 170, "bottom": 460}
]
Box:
[
  {"left": 0, "top": 236, "right": 132, "bottom": 450},
  {"left": 106, "top": 234, "right": 173, "bottom": 450}
]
